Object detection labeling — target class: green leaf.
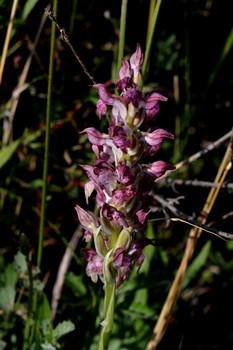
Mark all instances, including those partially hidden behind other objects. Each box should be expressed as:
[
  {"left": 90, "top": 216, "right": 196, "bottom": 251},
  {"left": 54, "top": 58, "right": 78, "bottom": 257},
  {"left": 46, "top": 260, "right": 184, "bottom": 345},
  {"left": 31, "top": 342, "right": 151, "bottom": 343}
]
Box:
[
  {"left": 37, "top": 293, "right": 52, "bottom": 322},
  {"left": 53, "top": 320, "right": 75, "bottom": 340},
  {"left": 41, "top": 343, "right": 57, "bottom": 350},
  {"left": 129, "top": 303, "right": 154, "bottom": 317},
  {"left": 182, "top": 240, "right": 212, "bottom": 290},
  {"left": 132, "top": 288, "right": 148, "bottom": 306},
  {"left": 0, "top": 285, "right": 16, "bottom": 313},
  {"left": 28, "top": 179, "right": 43, "bottom": 189},
  {"left": 41, "top": 319, "right": 53, "bottom": 338},
  {"left": 0, "top": 340, "right": 7, "bottom": 350},
  {"left": 4, "top": 263, "right": 17, "bottom": 287},
  {"left": 0, "top": 138, "right": 21, "bottom": 169},
  {"left": 65, "top": 272, "right": 87, "bottom": 296},
  {"left": 226, "top": 240, "right": 233, "bottom": 251},
  {"left": 13, "top": 251, "right": 28, "bottom": 275},
  {"left": 207, "top": 26, "right": 233, "bottom": 88},
  {"left": 140, "top": 223, "right": 156, "bottom": 274},
  {"left": 21, "top": 0, "right": 38, "bottom": 20}
]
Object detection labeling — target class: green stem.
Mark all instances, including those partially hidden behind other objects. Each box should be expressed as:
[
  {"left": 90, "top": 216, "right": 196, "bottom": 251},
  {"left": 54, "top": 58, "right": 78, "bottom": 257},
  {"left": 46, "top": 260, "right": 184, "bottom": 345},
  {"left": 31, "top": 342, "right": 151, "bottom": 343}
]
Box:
[
  {"left": 28, "top": 1, "right": 58, "bottom": 347},
  {"left": 37, "top": 0, "right": 58, "bottom": 269},
  {"left": 69, "top": 0, "right": 78, "bottom": 34},
  {"left": 23, "top": 257, "right": 34, "bottom": 349},
  {"left": 98, "top": 282, "right": 116, "bottom": 350},
  {"left": 146, "top": 0, "right": 156, "bottom": 43},
  {"left": 98, "top": 250, "right": 117, "bottom": 350}
]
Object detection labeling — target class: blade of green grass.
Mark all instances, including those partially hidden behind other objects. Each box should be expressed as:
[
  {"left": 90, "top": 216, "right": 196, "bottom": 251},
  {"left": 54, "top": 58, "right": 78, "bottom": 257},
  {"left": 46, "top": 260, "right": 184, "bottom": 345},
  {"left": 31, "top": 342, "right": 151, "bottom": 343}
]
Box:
[
  {"left": 207, "top": 26, "right": 233, "bottom": 88},
  {"left": 0, "top": 137, "right": 21, "bottom": 168}
]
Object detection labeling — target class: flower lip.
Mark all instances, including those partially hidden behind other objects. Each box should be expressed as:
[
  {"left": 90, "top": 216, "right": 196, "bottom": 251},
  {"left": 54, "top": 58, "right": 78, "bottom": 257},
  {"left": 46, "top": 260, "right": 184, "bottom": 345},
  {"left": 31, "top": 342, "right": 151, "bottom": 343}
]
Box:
[
  {"left": 116, "top": 76, "right": 135, "bottom": 94},
  {"left": 96, "top": 99, "right": 108, "bottom": 119},
  {"left": 102, "top": 203, "right": 129, "bottom": 228},
  {"left": 110, "top": 186, "right": 136, "bottom": 208},
  {"left": 83, "top": 248, "right": 104, "bottom": 283},
  {"left": 115, "top": 164, "right": 134, "bottom": 185},
  {"left": 111, "top": 126, "right": 132, "bottom": 153},
  {"left": 123, "top": 88, "right": 143, "bottom": 108}
]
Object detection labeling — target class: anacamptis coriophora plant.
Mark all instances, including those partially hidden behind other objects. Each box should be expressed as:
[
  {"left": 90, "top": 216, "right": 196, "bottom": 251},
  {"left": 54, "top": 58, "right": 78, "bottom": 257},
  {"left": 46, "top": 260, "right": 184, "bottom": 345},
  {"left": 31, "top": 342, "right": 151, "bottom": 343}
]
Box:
[{"left": 75, "top": 44, "right": 175, "bottom": 350}]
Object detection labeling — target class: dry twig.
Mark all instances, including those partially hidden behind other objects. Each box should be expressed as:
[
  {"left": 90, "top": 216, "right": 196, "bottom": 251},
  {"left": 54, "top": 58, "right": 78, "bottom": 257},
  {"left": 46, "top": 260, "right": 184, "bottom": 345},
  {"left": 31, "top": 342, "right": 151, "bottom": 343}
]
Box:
[
  {"left": 160, "top": 178, "right": 233, "bottom": 189},
  {"left": 153, "top": 194, "right": 233, "bottom": 240}
]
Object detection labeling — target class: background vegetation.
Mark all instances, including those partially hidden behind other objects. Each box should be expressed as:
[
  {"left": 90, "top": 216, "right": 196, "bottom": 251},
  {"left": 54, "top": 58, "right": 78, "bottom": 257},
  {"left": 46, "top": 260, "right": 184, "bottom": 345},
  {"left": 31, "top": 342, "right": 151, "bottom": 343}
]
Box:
[{"left": 0, "top": 0, "right": 233, "bottom": 349}]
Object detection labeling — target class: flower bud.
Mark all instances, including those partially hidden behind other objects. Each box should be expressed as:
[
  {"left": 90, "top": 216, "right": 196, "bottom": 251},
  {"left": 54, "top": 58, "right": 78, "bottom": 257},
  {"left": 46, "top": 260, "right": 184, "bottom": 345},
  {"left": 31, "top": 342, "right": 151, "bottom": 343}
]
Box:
[{"left": 75, "top": 205, "right": 99, "bottom": 233}]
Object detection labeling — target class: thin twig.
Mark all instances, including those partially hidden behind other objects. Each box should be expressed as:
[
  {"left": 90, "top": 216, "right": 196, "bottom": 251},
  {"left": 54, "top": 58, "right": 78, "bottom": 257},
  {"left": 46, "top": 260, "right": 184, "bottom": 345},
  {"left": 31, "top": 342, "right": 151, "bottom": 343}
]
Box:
[
  {"left": 44, "top": 8, "right": 96, "bottom": 84},
  {"left": 153, "top": 194, "right": 233, "bottom": 240},
  {"left": 160, "top": 178, "right": 233, "bottom": 189}
]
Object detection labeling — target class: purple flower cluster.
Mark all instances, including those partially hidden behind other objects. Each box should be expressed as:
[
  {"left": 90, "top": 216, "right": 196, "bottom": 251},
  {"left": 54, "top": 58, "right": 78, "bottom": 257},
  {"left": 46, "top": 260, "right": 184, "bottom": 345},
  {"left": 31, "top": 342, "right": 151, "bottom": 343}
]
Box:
[{"left": 76, "top": 44, "right": 175, "bottom": 287}]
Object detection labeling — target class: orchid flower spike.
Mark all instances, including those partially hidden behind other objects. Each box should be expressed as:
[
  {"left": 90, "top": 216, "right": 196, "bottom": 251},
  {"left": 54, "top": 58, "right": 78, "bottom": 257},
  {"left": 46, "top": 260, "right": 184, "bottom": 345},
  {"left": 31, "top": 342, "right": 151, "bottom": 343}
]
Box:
[{"left": 76, "top": 44, "right": 175, "bottom": 287}]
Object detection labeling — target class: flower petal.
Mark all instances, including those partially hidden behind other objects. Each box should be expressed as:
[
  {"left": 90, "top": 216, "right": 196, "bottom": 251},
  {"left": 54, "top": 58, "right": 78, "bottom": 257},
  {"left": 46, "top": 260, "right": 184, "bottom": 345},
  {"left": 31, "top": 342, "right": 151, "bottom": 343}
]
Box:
[
  {"left": 93, "top": 84, "right": 128, "bottom": 121},
  {"left": 102, "top": 204, "right": 128, "bottom": 228},
  {"left": 130, "top": 44, "right": 144, "bottom": 76},
  {"left": 144, "top": 128, "right": 174, "bottom": 146},
  {"left": 81, "top": 127, "right": 108, "bottom": 146},
  {"left": 145, "top": 92, "right": 168, "bottom": 121},
  {"left": 115, "top": 164, "right": 134, "bottom": 185}
]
